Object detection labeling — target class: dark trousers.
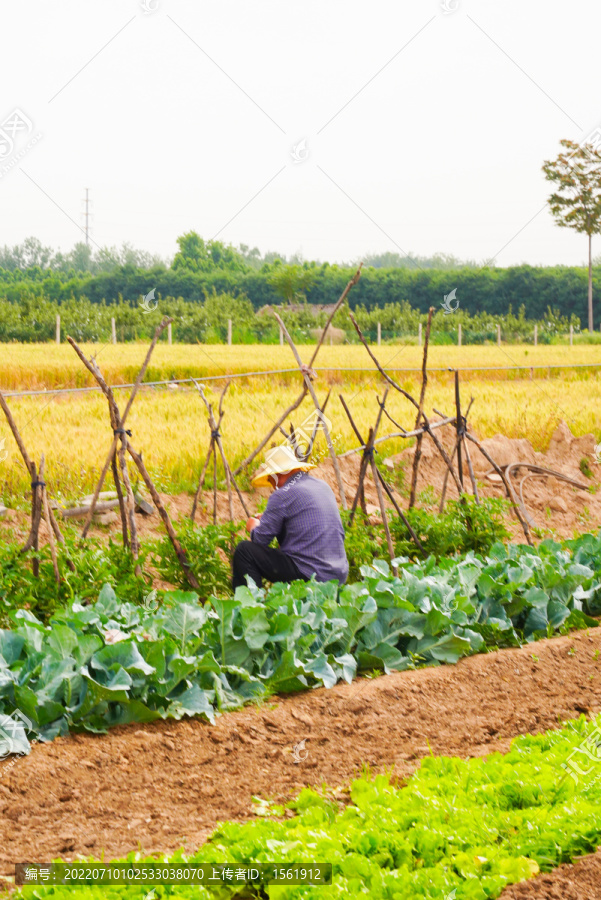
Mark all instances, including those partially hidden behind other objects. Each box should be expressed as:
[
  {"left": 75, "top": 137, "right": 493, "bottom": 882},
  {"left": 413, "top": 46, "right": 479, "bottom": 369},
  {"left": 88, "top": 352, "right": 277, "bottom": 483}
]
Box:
[{"left": 232, "top": 540, "right": 306, "bottom": 590}]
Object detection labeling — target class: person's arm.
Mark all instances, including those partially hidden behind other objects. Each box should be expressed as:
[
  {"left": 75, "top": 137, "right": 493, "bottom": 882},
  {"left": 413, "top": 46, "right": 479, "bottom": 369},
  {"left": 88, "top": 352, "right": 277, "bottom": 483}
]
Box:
[
  {"left": 245, "top": 513, "right": 261, "bottom": 533},
  {"left": 249, "top": 494, "right": 285, "bottom": 546}
]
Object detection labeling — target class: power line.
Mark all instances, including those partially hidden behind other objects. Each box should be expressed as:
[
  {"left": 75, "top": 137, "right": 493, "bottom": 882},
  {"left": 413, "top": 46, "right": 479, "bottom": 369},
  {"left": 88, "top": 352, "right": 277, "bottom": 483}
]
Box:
[{"left": 3, "top": 361, "right": 601, "bottom": 399}]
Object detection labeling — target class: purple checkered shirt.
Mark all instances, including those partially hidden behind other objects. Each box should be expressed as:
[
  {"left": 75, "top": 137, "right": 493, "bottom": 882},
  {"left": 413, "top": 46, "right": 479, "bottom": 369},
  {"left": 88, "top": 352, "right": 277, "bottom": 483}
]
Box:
[{"left": 250, "top": 472, "right": 348, "bottom": 584}]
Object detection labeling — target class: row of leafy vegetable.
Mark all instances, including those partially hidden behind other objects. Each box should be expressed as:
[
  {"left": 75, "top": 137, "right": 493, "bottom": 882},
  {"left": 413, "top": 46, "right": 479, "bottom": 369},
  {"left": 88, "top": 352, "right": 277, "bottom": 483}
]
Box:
[
  {"left": 0, "top": 498, "right": 510, "bottom": 626},
  {"left": 2, "top": 531, "right": 601, "bottom": 754},
  {"left": 11, "top": 714, "right": 601, "bottom": 899}
]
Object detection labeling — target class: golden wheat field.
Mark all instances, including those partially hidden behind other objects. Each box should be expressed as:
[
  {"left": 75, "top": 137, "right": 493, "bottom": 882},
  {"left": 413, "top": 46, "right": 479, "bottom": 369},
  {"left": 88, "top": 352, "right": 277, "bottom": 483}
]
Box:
[
  {"left": 1, "top": 342, "right": 601, "bottom": 391},
  {"left": 1, "top": 341, "right": 601, "bottom": 501}
]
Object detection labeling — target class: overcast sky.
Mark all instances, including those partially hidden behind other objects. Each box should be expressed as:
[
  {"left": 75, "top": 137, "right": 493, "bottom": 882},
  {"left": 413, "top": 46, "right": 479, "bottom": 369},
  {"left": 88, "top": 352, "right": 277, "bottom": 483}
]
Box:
[{"left": 1, "top": 0, "right": 600, "bottom": 267}]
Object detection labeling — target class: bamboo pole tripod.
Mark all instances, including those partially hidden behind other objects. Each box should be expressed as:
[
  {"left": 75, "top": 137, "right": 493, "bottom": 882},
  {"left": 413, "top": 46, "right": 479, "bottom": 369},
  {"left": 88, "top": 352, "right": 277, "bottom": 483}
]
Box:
[
  {"left": 67, "top": 320, "right": 201, "bottom": 590},
  {"left": 189, "top": 379, "right": 250, "bottom": 524}
]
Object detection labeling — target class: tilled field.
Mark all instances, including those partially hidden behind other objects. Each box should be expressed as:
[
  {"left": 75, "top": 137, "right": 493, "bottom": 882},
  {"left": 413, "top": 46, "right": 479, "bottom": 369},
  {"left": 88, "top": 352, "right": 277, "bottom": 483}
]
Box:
[{"left": 1, "top": 628, "right": 601, "bottom": 896}]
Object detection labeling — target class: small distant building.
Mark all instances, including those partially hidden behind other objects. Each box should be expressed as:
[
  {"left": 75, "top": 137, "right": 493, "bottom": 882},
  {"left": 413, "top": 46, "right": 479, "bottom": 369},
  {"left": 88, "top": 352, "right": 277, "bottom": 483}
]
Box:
[{"left": 256, "top": 303, "right": 338, "bottom": 317}]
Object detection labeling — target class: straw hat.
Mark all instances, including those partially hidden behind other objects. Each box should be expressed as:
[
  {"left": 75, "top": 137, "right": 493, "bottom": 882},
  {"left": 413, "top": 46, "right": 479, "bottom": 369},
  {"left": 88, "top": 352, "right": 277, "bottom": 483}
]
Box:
[{"left": 251, "top": 444, "right": 315, "bottom": 489}]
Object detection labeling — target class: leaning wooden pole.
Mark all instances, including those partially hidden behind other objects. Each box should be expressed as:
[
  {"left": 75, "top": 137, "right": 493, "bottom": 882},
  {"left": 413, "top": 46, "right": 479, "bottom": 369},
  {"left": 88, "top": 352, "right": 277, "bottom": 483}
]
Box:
[
  {"left": 233, "top": 386, "right": 308, "bottom": 476},
  {"left": 193, "top": 381, "right": 234, "bottom": 522},
  {"left": 215, "top": 384, "right": 234, "bottom": 521},
  {"left": 190, "top": 440, "right": 216, "bottom": 522},
  {"left": 40, "top": 456, "right": 60, "bottom": 585},
  {"left": 463, "top": 436, "right": 480, "bottom": 503},
  {"left": 370, "top": 453, "right": 398, "bottom": 576},
  {"left": 307, "top": 264, "right": 363, "bottom": 368},
  {"left": 68, "top": 316, "right": 172, "bottom": 538},
  {"left": 0, "top": 391, "right": 73, "bottom": 571},
  {"left": 454, "top": 370, "right": 464, "bottom": 491},
  {"left": 464, "top": 430, "right": 533, "bottom": 545},
  {"left": 273, "top": 311, "right": 348, "bottom": 509},
  {"left": 111, "top": 451, "right": 129, "bottom": 547},
  {"left": 409, "top": 307, "right": 433, "bottom": 508},
  {"left": 23, "top": 459, "right": 43, "bottom": 575},
  {"left": 126, "top": 441, "right": 201, "bottom": 589},
  {"left": 340, "top": 391, "right": 425, "bottom": 554},
  {"left": 68, "top": 335, "right": 200, "bottom": 590},
  {"left": 0, "top": 388, "right": 67, "bottom": 557},
  {"left": 348, "top": 311, "right": 463, "bottom": 498}
]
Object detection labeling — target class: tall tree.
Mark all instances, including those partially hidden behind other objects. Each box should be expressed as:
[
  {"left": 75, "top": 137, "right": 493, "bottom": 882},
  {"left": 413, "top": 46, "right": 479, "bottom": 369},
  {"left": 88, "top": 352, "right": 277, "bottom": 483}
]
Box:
[
  {"left": 172, "top": 231, "right": 248, "bottom": 273},
  {"left": 266, "top": 261, "right": 316, "bottom": 303},
  {"left": 543, "top": 138, "right": 601, "bottom": 331}
]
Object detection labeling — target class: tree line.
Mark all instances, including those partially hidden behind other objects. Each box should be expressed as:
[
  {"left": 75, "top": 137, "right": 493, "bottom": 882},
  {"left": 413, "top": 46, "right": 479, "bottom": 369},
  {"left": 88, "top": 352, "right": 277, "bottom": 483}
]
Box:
[{"left": 0, "top": 256, "right": 599, "bottom": 325}]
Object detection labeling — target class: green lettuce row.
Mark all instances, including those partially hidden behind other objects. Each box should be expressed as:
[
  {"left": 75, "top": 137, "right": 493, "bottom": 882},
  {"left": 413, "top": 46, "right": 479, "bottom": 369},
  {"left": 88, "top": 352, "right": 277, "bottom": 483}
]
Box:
[
  {"left": 1, "top": 533, "right": 601, "bottom": 753},
  {"left": 10, "top": 715, "right": 601, "bottom": 899}
]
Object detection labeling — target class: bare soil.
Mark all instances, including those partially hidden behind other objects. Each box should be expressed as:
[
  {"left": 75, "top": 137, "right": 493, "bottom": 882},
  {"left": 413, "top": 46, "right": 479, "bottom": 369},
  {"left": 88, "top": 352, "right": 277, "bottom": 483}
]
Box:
[
  {"left": 500, "top": 852, "right": 601, "bottom": 899},
  {"left": 1, "top": 627, "right": 601, "bottom": 895},
  {"left": 2, "top": 422, "right": 601, "bottom": 897}
]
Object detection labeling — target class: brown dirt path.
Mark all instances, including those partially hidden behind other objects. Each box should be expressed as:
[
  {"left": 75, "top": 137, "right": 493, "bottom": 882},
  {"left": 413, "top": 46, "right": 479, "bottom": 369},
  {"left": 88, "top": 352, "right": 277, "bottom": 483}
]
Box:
[{"left": 1, "top": 627, "right": 601, "bottom": 886}]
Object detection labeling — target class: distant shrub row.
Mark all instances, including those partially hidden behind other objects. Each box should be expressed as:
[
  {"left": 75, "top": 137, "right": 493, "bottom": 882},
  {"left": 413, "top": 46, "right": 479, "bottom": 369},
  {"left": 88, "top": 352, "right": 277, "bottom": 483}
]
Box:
[
  {"left": 0, "top": 292, "right": 582, "bottom": 344},
  {"left": 0, "top": 262, "right": 600, "bottom": 325}
]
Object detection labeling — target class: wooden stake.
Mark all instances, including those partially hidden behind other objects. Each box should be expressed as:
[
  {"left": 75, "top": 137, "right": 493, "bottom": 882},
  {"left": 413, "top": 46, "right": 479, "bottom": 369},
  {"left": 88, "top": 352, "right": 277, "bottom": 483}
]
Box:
[
  {"left": 439, "top": 441, "right": 459, "bottom": 512},
  {"left": 212, "top": 444, "right": 217, "bottom": 525},
  {"left": 340, "top": 391, "right": 424, "bottom": 555},
  {"left": 68, "top": 331, "right": 199, "bottom": 589},
  {"left": 111, "top": 451, "right": 129, "bottom": 547},
  {"left": 40, "top": 456, "right": 60, "bottom": 584},
  {"left": 190, "top": 442, "right": 215, "bottom": 522},
  {"left": 463, "top": 436, "right": 480, "bottom": 503},
  {"left": 68, "top": 317, "right": 172, "bottom": 538},
  {"left": 274, "top": 312, "right": 347, "bottom": 509},
  {"left": 191, "top": 380, "right": 250, "bottom": 521},
  {"left": 0, "top": 387, "right": 73, "bottom": 570},
  {"left": 454, "top": 370, "right": 464, "bottom": 490},
  {"left": 370, "top": 455, "right": 398, "bottom": 576},
  {"left": 464, "top": 431, "right": 533, "bottom": 545},
  {"left": 233, "top": 387, "right": 308, "bottom": 476},
  {"left": 89, "top": 356, "right": 139, "bottom": 566},
  {"left": 307, "top": 264, "right": 362, "bottom": 368},
  {"left": 348, "top": 310, "right": 463, "bottom": 497},
  {"left": 409, "top": 307, "right": 434, "bottom": 507},
  {"left": 125, "top": 442, "right": 201, "bottom": 589}
]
